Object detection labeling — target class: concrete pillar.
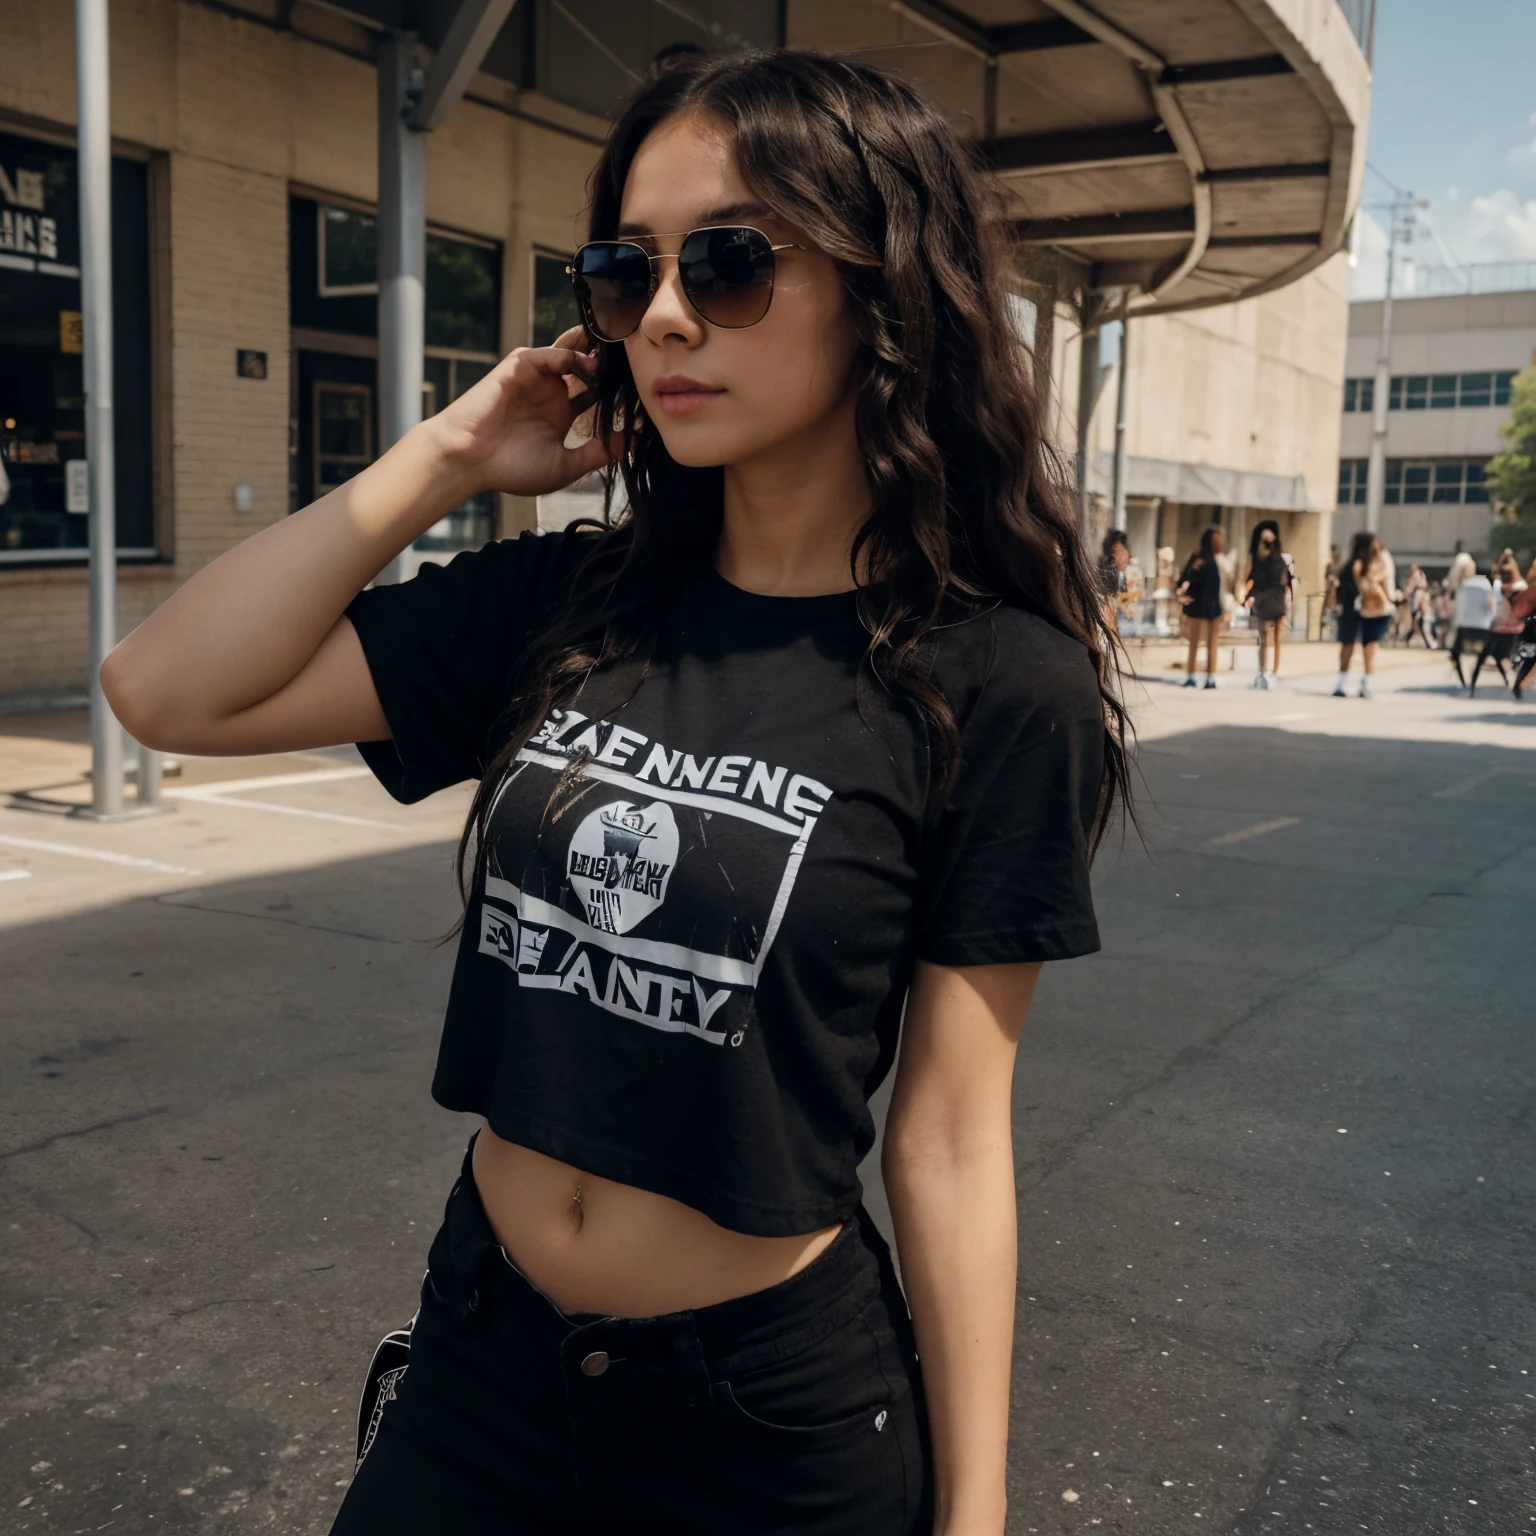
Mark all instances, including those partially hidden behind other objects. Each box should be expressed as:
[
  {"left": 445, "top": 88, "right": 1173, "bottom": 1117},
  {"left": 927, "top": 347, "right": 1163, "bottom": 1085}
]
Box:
[{"left": 375, "top": 33, "right": 426, "bottom": 585}]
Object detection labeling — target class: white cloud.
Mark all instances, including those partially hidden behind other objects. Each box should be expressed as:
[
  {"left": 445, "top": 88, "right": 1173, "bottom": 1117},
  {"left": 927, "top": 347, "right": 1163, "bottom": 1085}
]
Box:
[{"left": 1465, "top": 188, "right": 1536, "bottom": 259}]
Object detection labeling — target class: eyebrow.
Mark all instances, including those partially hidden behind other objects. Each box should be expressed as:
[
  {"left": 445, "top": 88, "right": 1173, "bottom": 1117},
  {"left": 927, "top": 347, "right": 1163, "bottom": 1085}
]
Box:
[{"left": 615, "top": 201, "right": 772, "bottom": 237}]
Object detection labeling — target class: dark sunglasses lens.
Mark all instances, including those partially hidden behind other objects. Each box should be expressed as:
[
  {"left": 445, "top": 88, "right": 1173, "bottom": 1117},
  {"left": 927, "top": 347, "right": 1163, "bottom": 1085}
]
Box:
[
  {"left": 573, "top": 243, "right": 652, "bottom": 340},
  {"left": 679, "top": 226, "right": 775, "bottom": 329}
]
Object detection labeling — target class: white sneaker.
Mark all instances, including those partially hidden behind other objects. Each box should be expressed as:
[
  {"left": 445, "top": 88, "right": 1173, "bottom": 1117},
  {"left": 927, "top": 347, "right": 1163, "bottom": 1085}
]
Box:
[
  {"left": 1250, "top": 673, "right": 1264, "bottom": 689},
  {"left": 1358, "top": 677, "right": 1373, "bottom": 699},
  {"left": 1204, "top": 676, "right": 1217, "bottom": 689}
]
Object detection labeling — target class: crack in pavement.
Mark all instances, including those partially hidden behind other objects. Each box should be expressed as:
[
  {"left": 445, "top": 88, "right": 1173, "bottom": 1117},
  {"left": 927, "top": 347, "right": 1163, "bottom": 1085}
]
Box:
[{"left": 0, "top": 1105, "right": 171, "bottom": 1161}]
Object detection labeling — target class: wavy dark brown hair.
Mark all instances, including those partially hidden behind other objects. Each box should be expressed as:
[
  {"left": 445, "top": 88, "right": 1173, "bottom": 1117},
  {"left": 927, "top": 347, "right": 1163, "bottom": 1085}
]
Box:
[{"left": 456, "top": 48, "right": 1131, "bottom": 900}]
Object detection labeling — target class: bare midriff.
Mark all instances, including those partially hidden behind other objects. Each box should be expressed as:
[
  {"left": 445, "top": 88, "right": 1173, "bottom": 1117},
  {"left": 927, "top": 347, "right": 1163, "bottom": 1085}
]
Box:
[{"left": 472, "top": 1124, "right": 844, "bottom": 1318}]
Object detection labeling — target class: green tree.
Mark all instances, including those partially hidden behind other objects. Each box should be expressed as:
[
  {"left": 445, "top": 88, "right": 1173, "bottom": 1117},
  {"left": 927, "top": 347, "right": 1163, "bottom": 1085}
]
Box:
[{"left": 1486, "top": 365, "right": 1536, "bottom": 565}]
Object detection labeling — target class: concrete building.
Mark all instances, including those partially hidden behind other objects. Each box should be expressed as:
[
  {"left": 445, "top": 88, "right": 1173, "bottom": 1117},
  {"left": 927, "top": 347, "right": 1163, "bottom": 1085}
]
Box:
[
  {"left": 0, "top": 0, "right": 1370, "bottom": 703},
  {"left": 1076, "top": 254, "right": 1352, "bottom": 610},
  {"left": 1335, "top": 276, "right": 1536, "bottom": 574}
]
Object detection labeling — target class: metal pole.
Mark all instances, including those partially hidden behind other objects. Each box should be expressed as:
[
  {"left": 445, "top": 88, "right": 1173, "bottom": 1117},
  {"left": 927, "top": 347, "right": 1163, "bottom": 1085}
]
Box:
[
  {"left": 76, "top": 0, "right": 121, "bottom": 818},
  {"left": 374, "top": 33, "right": 425, "bottom": 586},
  {"left": 1111, "top": 315, "right": 1130, "bottom": 527},
  {"left": 1076, "top": 320, "right": 1101, "bottom": 545},
  {"left": 1363, "top": 194, "right": 1406, "bottom": 537}
]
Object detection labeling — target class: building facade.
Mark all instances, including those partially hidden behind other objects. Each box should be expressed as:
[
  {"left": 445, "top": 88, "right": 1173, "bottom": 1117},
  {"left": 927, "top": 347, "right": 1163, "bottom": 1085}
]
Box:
[
  {"left": 1335, "top": 282, "right": 1536, "bottom": 574},
  {"left": 1, "top": 0, "right": 1368, "bottom": 702},
  {"left": 1075, "top": 254, "right": 1352, "bottom": 614}
]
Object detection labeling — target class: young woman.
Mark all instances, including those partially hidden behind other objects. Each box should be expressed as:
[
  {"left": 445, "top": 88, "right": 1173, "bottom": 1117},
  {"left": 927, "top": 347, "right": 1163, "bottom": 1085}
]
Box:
[
  {"left": 1177, "top": 527, "right": 1226, "bottom": 688},
  {"left": 102, "top": 51, "right": 1127, "bottom": 1536},
  {"left": 1334, "top": 530, "right": 1393, "bottom": 698},
  {"left": 1241, "top": 519, "right": 1291, "bottom": 689}
]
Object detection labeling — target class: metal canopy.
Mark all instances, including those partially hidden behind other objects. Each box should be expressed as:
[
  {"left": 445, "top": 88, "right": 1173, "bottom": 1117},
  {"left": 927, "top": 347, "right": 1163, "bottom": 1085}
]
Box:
[{"left": 813, "top": 0, "right": 1372, "bottom": 318}]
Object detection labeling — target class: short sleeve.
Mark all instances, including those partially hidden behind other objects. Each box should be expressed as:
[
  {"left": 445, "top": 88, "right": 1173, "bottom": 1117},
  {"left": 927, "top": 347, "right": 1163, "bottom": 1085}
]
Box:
[
  {"left": 345, "top": 530, "right": 590, "bottom": 803},
  {"left": 917, "top": 615, "right": 1104, "bottom": 966}
]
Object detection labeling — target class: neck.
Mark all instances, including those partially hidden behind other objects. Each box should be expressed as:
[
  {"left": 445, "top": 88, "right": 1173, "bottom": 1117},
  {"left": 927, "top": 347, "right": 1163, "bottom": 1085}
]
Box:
[{"left": 715, "top": 390, "right": 869, "bottom": 597}]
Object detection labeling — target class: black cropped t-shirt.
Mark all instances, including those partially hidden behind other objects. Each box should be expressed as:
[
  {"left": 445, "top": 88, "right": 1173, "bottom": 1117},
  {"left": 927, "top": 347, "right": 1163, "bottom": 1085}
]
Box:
[{"left": 346, "top": 531, "right": 1102, "bottom": 1237}]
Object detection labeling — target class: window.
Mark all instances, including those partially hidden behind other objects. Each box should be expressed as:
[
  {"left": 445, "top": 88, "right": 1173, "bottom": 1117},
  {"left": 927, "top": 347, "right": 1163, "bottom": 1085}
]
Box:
[
  {"left": 1337, "top": 458, "right": 1368, "bottom": 505},
  {"left": 532, "top": 250, "right": 580, "bottom": 347},
  {"left": 1465, "top": 461, "right": 1488, "bottom": 503},
  {"left": 1458, "top": 371, "right": 1491, "bottom": 407},
  {"left": 1383, "top": 370, "right": 1522, "bottom": 410},
  {"left": 301, "top": 200, "right": 501, "bottom": 352},
  {"left": 1383, "top": 458, "right": 1489, "bottom": 505},
  {"left": 1432, "top": 461, "right": 1463, "bottom": 503},
  {"left": 0, "top": 130, "right": 156, "bottom": 562},
  {"left": 1342, "top": 377, "right": 1376, "bottom": 413},
  {"left": 289, "top": 196, "right": 501, "bottom": 552}
]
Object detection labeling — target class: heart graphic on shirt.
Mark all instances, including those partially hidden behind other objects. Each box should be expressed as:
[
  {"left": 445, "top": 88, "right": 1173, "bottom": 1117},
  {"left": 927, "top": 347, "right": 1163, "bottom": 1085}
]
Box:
[{"left": 566, "top": 799, "right": 680, "bottom": 935}]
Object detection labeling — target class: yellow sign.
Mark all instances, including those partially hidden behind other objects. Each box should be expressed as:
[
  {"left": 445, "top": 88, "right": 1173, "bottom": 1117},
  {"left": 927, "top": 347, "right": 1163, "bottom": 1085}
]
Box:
[{"left": 60, "top": 310, "right": 82, "bottom": 354}]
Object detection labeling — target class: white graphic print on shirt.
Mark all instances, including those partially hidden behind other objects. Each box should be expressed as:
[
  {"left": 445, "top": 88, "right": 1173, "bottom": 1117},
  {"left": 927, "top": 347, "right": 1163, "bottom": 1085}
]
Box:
[{"left": 476, "top": 708, "right": 833, "bottom": 1046}]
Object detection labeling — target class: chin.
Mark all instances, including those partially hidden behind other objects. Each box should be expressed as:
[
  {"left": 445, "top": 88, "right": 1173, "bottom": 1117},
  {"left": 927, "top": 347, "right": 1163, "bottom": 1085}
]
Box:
[{"left": 648, "top": 420, "right": 758, "bottom": 470}]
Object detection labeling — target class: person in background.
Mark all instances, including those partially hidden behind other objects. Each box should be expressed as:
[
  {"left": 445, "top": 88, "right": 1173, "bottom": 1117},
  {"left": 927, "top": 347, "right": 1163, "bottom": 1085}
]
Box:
[
  {"left": 1430, "top": 578, "right": 1453, "bottom": 649},
  {"left": 1493, "top": 548, "right": 1528, "bottom": 624},
  {"left": 1402, "top": 564, "right": 1432, "bottom": 647},
  {"left": 1242, "top": 519, "right": 1292, "bottom": 689},
  {"left": 1178, "top": 526, "right": 1226, "bottom": 688},
  {"left": 1449, "top": 559, "right": 1498, "bottom": 688},
  {"left": 1098, "top": 527, "right": 1131, "bottom": 633},
  {"left": 1335, "top": 531, "right": 1394, "bottom": 698}
]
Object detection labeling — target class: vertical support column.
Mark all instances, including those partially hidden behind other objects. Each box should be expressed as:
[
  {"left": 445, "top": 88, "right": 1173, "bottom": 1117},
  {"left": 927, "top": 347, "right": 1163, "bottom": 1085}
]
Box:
[
  {"left": 375, "top": 32, "right": 426, "bottom": 586},
  {"left": 76, "top": 0, "right": 121, "bottom": 819},
  {"left": 1075, "top": 320, "right": 1101, "bottom": 545},
  {"left": 1111, "top": 314, "right": 1130, "bottom": 527}
]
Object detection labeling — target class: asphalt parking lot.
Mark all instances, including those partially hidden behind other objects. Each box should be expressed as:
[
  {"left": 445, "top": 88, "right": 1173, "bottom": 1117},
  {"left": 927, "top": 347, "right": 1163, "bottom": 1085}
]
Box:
[{"left": 1, "top": 653, "right": 1532, "bottom": 1534}]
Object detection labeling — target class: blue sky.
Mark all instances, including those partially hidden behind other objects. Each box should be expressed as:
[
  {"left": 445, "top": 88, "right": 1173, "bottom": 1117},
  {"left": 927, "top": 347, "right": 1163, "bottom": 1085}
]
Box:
[{"left": 1350, "top": 0, "right": 1536, "bottom": 295}]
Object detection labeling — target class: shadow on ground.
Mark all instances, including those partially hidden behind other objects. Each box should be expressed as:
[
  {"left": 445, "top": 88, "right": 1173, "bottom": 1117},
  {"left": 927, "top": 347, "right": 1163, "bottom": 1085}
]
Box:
[{"left": 1, "top": 726, "right": 1532, "bottom": 1534}]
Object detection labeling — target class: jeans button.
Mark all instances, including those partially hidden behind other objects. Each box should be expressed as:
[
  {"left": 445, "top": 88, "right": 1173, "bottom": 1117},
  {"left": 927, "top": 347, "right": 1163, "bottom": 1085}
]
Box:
[{"left": 580, "top": 1350, "right": 610, "bottom": 1377}]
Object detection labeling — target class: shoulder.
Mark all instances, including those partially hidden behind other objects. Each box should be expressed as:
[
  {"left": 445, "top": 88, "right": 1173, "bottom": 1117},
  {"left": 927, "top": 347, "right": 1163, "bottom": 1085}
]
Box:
[{"left": 932, "top": 602, "right": 1102, "bottom": 734}]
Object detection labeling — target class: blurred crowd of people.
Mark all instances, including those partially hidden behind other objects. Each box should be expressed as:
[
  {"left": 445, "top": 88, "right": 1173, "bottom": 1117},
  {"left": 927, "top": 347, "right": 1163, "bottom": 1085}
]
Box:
[{"left": 1096, "top": 524, "right": 1536, "bottom": 700}]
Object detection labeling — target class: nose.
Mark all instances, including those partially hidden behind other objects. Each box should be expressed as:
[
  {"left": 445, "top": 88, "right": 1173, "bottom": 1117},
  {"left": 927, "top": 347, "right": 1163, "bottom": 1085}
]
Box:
[{"left": 637, "top": 251, "right": 704, "bottom": 348}]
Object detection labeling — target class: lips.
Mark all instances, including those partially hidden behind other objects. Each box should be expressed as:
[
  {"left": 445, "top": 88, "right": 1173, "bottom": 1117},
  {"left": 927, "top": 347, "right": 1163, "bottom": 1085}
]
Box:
[{"left": 651, "top": 373, "right": 725, "bottom": 415}]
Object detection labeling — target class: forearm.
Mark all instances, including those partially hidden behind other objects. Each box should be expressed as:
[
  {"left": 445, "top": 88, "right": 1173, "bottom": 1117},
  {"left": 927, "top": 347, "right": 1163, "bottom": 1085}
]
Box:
[
  {"left": 103, "top": 423, "right": 476, "bottom": 738},
  {"left": 884, "top": 1124, "right": 1018, "bottom": 1534}
]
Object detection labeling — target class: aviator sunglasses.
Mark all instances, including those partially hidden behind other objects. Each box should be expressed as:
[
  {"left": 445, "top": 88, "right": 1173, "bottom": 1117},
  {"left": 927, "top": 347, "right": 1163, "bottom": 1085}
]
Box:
[{"left": 567, "top": 225, "right": 806, "bottom": 344}]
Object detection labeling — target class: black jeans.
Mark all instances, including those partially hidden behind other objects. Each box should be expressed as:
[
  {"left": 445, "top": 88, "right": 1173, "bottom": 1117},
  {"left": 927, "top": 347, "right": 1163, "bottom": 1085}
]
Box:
[{"left": 331, "top": 1143, "right": 933, "bottom": 1534}]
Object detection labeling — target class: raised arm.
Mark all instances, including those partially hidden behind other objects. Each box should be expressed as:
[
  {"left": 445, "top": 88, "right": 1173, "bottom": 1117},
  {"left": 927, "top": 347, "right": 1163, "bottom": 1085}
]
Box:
[
  {"left": 101, "top": 337, "right": 607, "bottom": 758},
  {"left": 882, "top": 957, "right": 1041, "bottom": 1536}
]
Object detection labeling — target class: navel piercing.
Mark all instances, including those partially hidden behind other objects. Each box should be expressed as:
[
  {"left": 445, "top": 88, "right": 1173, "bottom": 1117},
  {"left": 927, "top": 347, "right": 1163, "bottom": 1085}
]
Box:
[{"left": 571, "top": 1186, "right": 583, "bottom": 1208}]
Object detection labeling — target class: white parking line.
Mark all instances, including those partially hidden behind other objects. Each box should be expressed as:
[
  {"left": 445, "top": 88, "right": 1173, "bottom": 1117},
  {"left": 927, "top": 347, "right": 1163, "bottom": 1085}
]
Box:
[
  {"left": 172, "top": 790, "right": 404, "bottom": 831},
  {"left": 1205, "top": 816, "right": 1300, "bottom": 847},
  {"left": 164, "top": 766, "right": 372, "bottom": 798},
  {"left": 0, "top": 867, "right": 33, "bottom": 882},
  {"left": 0, "top": 833, "right": 199, "bottom": 876}
]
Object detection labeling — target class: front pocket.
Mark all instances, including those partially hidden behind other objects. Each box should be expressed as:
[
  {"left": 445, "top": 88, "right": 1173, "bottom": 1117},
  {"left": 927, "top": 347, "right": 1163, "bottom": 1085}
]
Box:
[
  {"left": 718, "top": 1378, "right": 893, "bottom": 1440},
  {"left": 715, "top": 1307, "right": 898, "bottom": 1440}
]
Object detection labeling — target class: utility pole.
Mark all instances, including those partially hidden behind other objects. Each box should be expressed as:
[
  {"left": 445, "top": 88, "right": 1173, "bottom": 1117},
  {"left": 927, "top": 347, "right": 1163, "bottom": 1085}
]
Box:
[
  {"left": 1075, "top": 293, "right": 1106, "bottom": 545},
  {"left": 1363, "top": 191, "right": 1423, "bottom": 536},
  {"left": 75, "top": 0, "right": 121, "bottom": 819},
  {"left": 374, "top": 33, "right": 426, "bottom": 586}
]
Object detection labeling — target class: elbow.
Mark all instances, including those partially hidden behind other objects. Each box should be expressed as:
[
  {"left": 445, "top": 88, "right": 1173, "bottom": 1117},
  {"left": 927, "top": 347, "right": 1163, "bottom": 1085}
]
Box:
[{"left": 100, "top": 642, "right": 183, "bottom": 752}]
